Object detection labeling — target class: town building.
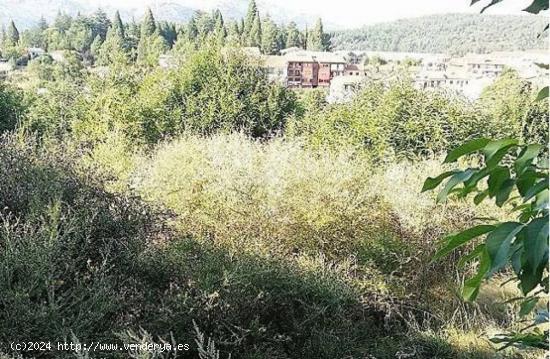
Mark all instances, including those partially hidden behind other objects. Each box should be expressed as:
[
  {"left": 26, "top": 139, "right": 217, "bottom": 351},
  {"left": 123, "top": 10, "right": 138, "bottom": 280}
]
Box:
[
  {"left": 263, "top": 55, "right": 288, "bottom": 85},
  {"left": 328, "top": 75, "right": 366, "bottom": 103},
  {"left": 27, "top": 47, "right": 45, "bottom": 60},
  {"left": 344, "top": 64, "right": 366, "bottom": 76},
  {"left": 284, "top": 51, "right": 346, "bottom": 88},
  {"left": 0, "top": 61, "right": 12, "bottom": 78}
]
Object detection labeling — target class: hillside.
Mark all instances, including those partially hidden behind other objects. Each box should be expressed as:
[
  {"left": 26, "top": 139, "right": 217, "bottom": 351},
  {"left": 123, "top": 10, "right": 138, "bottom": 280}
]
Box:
[{"left": 330, "top": 13, "right": 549, "bottom": 54}]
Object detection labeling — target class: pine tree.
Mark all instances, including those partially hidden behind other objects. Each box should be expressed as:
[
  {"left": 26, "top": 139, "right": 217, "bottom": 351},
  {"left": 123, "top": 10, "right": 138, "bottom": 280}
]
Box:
[
  {"left": 159, "top": 21, "right": 177, "bottom": 47},
  {"left": 97, "top": 25, "right": 128, "bottom": 66},
  {"left": 213, "top": 10, "right": 226, "bottom": 44},
  {"left": 128, "top": 17, "right": 140, "bottom": 39},
  {"left": 225, "top": 20, "right": 241, "bottom": 46},
  {"left": 141, "top": 8, "right": 157, "bottom": 38},
  {"left": 138, "top": 7, "right": 164, "bottom": 66},
  {"left": 248, "top": 13, "right": 262, "bottom": 47},
  {"left": 186, "top": 16, "right": 198, "bottom": 41},
  {"left": 285, "top": 21, "right": 301, "bottom": 49},
  {"left": 54, "top": 11, "right": 72, "bottom": 33},
  {"left": 1, "top": 25, "right": 6, "bottom": 47},
  {"left": 261, "top": 16, "right": 279, "bottom": 54},
  {"left": 195, "top": 11, "right": 214, "bottom": 37},
  {"left": 243, "top": 0, "right": 258, "bottom": 38},
  {"left": 90, "top": 34, "right": 102, "bottom": 59},
  {"left": 7, "top": 20, "right": 19, "bottom": 46},
  {"left": 92, "top": 8, "right": 111, "bottom": 40},
  {"left": 307, "top": 18, "right": 329, "bottom": 51},
  {"left": 68, "top": 17, "right": 94, "bottom": 52},
  {"left": 38, "top": 16, "right": 48, "bottom": 31},
  {"left": 113, "top": 10, "right": 125, "bottom": 39}
]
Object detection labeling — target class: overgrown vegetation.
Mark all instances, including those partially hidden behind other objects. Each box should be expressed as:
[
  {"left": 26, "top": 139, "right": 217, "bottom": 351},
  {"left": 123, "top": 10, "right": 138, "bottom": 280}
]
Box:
[{"left": 0, "top": 1, "right": 547, "bottom": 358}]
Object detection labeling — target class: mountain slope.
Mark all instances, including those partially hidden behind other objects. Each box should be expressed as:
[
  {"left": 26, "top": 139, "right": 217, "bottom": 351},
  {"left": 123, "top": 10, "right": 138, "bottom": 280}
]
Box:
[{"left": 330, "top": 13, "right": 548, "bottom": 54}]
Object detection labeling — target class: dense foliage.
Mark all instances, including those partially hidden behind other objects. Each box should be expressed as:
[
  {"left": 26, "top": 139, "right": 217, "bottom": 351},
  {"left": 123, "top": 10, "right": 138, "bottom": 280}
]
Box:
[
  {"left": 424, "top": 138, "right": 549, "bottom": 349},
  {"left": 22, "top": 46, "right": 296, "bottom": 144},
  {"left": 0, "top": 0, "right": 330, "bottom": 68},
  {"left": 0, "top": 2, "right": 547, "bottom": 358},
  {"left": 331, "top": 14, "right": 548, "bottom": 55},
  {"left": 0, "top": 83, "right": 25, "bottom": 133},
  {"left": 287, "top": 74, "right": 548, "bottom": 158}
]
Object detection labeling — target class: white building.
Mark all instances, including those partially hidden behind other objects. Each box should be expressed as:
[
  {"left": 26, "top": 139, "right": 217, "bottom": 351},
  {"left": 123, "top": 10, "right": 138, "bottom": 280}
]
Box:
[
  {"left": 328, "top": 75, "right": 366, "bottom": 103},
  {"left": 263, "top": 55, "right": 288, "bottom": 85},
  {"left": 0, "top": 61, "right": 12, "bottom": 77}
]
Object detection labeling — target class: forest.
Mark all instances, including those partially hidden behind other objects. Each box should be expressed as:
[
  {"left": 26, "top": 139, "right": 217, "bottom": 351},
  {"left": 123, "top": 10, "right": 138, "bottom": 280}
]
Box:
[
  {"left": 331, "top": 13, "right": 549, "bottom": 55},
  {"left": 0, "top": 0, "right": 548, "bottom": 358},
  {"left": 0, "top": 0, "right": 328, "bottom": 68}
]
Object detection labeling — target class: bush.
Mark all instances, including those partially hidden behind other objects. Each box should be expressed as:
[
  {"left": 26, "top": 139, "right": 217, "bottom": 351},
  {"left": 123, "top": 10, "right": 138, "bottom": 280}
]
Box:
[
  {"left": 288, "top": 73, "right": 548, "bottom": 158},
  {"left": 134, "top": 133, "right": 396, "bottom": 256},
  {"left": 0, "top": 83, "right": 25, "bottom": 134},
  {"left": 22, "top": 47, "right": 297, "bottom": 146},
  {"left": 0, "top": 135, "right": 159, "bottom": 355},
  {"left": 135, "top": 47, "right": 297, "bottom": 142},
  {"left": 288, "top": 81, "right": 485, "bottom": 157}
]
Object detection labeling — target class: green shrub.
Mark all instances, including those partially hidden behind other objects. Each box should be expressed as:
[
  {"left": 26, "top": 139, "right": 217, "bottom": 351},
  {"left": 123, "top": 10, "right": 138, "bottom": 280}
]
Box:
[
  {"left": 133, "top": 133, "right": 398, "bottom": 257},
  {"left": 0, "top": 83, "right": 26, "bottom": 134},
  {"left": 288, "top": 73, "right": 548, "bottom": 158},
  {"left": 22, "top": 47, "right": 297, "bottom": 146},
  {"left": 0, "top": 135, "right": 158, "bottom": 356}
]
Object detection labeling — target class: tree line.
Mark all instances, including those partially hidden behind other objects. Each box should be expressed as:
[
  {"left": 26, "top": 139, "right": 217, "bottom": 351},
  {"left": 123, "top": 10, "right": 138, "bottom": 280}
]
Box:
[
  {"left": 330, "top": 13, "right": 548, "bottom": 55},
  {"left": 0, "top": 0, "right": 331, "bottom": 68}
]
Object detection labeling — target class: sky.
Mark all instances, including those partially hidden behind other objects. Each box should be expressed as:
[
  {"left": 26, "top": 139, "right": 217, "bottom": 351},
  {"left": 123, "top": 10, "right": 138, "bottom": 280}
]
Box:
[{"left": 88, "top": 0, "right": 539, "bottom": 28}]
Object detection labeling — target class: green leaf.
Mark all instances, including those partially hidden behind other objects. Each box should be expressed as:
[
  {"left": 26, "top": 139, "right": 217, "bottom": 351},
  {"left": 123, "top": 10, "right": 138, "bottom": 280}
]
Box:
[
  {"left": 464, "top": 167, "right": 491, "bottom": 191},
  {"left": 478, "top": 0, "right": 504, "bottom": 12},
  {"left": 535, "top": 86, "right": 549, "bottom": 101},
  {"left": 524, "top": 179, "right": 549, "bottom": 201},
  {"left": 463, "top": 249, "right": 491, "bottom": 301},
  {"left": 534, "top": 189, "right": 549, "bottom": 211},
  {"left": 538, "top": 24, "right": 549, "bottom": 38},
  {"left": 482, "top": 139, "right": 517, "bottom": 165},
  {"left": 486, "top": 222, "right": 525, "bottom": 276},
  {"left": 519, "top": 297, "right": 539, "bottom": 316},
  {"left": 457, "top": 244, "right": 485, "bottom": 268},
  {"left": 517, "top": 169, "right": 538, "bottom": 197},
  {"left": 482, "top": 139, "right": 518, "bottom": 168},
  {"left": 421, "top": 171, "right": 458, "bottom": 192},
  {"left": 433, "top": 225, "right": 496, "bottom": 261},
  {"left": 444, "top": 138, "right": 490, "bottom": 163},
  {"left": 436, "top": 170, "right": 475, "bottom": 203},
  {"left": 523, "top": 0, "right": 549, "bottom": 14},
  {"left": 535, "top": 62, "right": 549, "bottom": 70},
  {"left": 515, "top": 144, "right": 543, "bottom": 174},
  {"left": 496, "top": 179, "right": 515, "bottom": 207},
  {"left": 487, "top": 166, "right": 510, "bottom": 198},
  {"left": 519, "top": 261, "right": 545, "bottom": 295},
  {"left": 474, "top": 190, "right": 489, "bottom": 205},
  {"left": 523, "top": 217, "right": 549, "bottom": 275}
]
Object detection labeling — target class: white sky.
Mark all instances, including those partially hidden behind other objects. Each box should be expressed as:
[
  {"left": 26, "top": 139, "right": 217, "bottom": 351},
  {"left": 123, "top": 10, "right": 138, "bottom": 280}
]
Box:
[{"left": 89, "top": 0, "right": 541, "bottom": 27}]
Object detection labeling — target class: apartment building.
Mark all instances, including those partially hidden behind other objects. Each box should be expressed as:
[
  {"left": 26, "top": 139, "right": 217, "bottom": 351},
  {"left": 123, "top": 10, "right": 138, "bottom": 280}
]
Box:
[{"left": 284, "top": 51, "right": 346, "bottom": 88}]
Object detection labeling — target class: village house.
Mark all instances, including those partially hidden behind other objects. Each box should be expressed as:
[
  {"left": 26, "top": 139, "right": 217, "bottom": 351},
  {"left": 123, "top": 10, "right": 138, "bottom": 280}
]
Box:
[
  {"left": 27, "top": 47, "right": 46, "bottom": 60},
  {"left": 328, "top": 75, "right": 366, "bottom": 103},
  {"left": 263, "top": 55, "right": 288, "bottom": 85},
  {"left": 456, "top": 54, "right": 506, "bottom": 78},
  {"left": 344, "top": 63, "right": 366, "bottom": 76},
  {"left": 0, "top": 61, "right": 12, "bottom": 78},
  {"left": 158, "top": 54, "right": 176, "bottom": 69},
  {"left": 283, "top": 51, "right": 346, "bottom": 88}
]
